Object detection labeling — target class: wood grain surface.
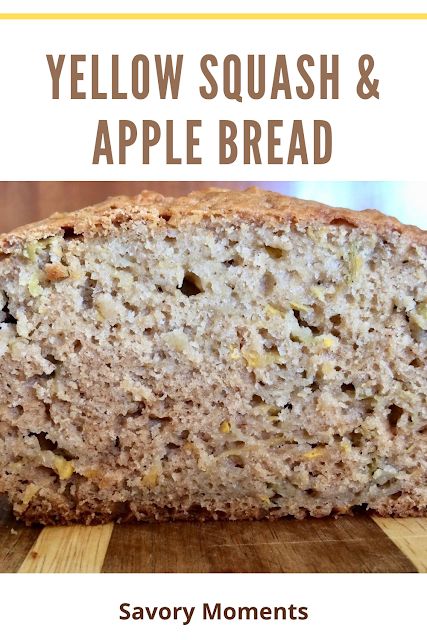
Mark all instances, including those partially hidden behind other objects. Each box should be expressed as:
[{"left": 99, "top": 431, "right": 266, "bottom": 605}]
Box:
[
  {"left": 0, "top": 182, "right": 426, "bottom": 573},
  {"left": 1, "top": 497, "right": 425, "bottom": 573},
  {"left": 18, "top": 523, "right": 114, "bottom": 574},
  {"left": 101, "top": 515, "right": 417, "bottom": 573},
  {"left": 372, "top": 516, "right": 427, "bottom": 573}
]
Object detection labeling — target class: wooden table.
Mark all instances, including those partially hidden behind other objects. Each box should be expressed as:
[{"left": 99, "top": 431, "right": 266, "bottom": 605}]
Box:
[{"left": 1, "top": 182, "right": 426, "bottom": 573}]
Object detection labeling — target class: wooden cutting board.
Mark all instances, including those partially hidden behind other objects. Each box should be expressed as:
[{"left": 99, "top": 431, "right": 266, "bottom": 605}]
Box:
[{"left": 1, "top": 498, "right": 426, "bottom": 573}]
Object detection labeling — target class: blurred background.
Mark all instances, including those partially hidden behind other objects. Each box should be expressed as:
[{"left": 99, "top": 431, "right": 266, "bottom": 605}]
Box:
[{"left": 1, "top": 182, "right": 426, "bottom": 234}]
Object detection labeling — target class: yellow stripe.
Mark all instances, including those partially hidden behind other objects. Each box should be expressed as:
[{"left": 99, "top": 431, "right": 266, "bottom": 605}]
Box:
[
  {"left": 0, "top": 13, "right": 427, "bottom": 20},
  {"left": 373, "top": 516, "right": 427, "bottom": 573},
  {"left": 17, "top": 523, "right": 113, "bottom": 573}
]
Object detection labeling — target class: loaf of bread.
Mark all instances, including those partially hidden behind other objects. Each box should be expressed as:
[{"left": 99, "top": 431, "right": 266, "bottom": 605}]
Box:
[{"left": 0, "top": 187, "right": 426, "bottom": 525}]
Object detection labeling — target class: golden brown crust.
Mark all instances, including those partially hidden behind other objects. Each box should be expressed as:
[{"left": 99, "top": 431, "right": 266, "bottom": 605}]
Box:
[{"left": 1, "top": 187, "right": 426, "bottom": 253}]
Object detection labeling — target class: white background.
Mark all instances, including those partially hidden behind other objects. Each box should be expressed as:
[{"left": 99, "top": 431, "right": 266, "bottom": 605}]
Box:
[
  {"left": 3, "top": 573, "right": 426, "bottom": 639},
  {"left": 0, "top": 0, "right": 427, "bottom": 13},
  {"left": 0, "top": 17, "right": 425, "bottom": 180}
]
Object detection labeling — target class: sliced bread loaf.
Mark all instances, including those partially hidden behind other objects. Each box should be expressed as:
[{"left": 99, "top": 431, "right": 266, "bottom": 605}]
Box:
[{"left": 0, "top": 187, "right": 426, "bottom": 524}]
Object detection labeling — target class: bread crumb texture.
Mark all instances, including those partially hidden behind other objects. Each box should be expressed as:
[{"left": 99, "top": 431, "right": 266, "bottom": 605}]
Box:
[{"left": 0, "top": 187, "right": 426, "bottom": 524}]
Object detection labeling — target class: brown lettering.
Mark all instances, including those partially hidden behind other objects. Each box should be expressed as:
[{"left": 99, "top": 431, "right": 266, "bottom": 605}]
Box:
[
  {"left": 243, "top": 120, "right": 261, "bottom": 164},
  {"left": 223, "top": 55, "right": 242, "bottom": 102},
  {"left": 142, "top": 120, "right": 161, "bottom": 164},
  {"left": 119, "top": 120, "right": 137, "bottom": 164},
  {"left": 219, "top": 120, "right": 237, "bottom": 164},
  {"left": 314, "top": 120, "right": 332, "bottom": 164},
  {"left": 187, "top": 120, "right": 202, "bottom": 164},
  {"left": 70, "top": 54, "right": 86, "bottom": 99},
  {"left": 296, "top": 55, "right": 315, "bottom": 99},
  {"left": 248, "top": 55, "right": 265, "bottom": 99},
  {"left": 271, "top": 56, "right": 292, "bottom": 99},
  {"left": 199, "top": 54, "right": 218, "bottom": 99},
  {"left": 166, "top": 120, "right": 181, "bottom": 164},
  {"left": 112, "top": 55, "right": 127, "bottom": 99},
  {"left": 268, "top": 120, "right": 283, "bottom": 164},
  {"left": 132, "top": 55, "right": 150, "bottom": 99},
  {"left": 46, "top": 54, "right": 65, "bottom": 99},
  {"left": 91, "top": 55, "right": 107, "bottom": 99},
  {"left": 288, "top": 120, "right": 308, "bottom": 164},
  {"left": 320, "top": 54, "right": 339, "bottom": 99},
  {"left": 156, "top": 54, "right": 183, "bottom": 99},
  {"left": 92, "top": 120, "right": 113, "bottom": 164}
]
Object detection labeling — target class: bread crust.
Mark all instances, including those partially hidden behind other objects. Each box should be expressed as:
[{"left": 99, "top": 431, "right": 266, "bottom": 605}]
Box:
[
  {"left": 1, "top": 187, "right": 426, "bottom": 252},
  {"left": 18, "top": 500, "right": 427, "bottom": 527}
]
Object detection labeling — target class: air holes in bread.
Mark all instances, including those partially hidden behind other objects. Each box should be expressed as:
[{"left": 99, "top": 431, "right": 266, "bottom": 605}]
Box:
[
  {"left": 179, "top": 272, "right": 204, "bottom": 297},
  {"left": 387, "top": 404, "right": 404, "bottom": 435}
]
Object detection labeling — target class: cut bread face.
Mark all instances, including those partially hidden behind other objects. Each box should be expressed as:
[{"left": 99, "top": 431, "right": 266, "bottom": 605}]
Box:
[{"left": 0, "top": 188, "right": 426, "bottom": 524}]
